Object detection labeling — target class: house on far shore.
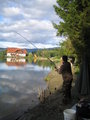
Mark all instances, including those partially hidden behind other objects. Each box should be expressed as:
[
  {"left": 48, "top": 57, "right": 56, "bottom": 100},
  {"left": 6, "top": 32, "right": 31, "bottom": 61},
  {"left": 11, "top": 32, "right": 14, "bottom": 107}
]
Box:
[{"left": 7, "top": 48, "right": 27, "bottom": 57}]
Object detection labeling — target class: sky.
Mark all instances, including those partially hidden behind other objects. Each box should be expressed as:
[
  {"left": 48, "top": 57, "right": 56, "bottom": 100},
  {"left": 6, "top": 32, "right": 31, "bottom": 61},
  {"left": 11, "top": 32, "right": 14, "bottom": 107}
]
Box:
[{"left": 0, "top": 0, "right": 64, "bottom": 49}]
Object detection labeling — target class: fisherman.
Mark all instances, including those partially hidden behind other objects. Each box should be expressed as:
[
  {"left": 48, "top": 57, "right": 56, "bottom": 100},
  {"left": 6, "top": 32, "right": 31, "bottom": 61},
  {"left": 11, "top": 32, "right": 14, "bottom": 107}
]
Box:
[{"left": 55, "top": 55, "right": 73, "bottom": 104}]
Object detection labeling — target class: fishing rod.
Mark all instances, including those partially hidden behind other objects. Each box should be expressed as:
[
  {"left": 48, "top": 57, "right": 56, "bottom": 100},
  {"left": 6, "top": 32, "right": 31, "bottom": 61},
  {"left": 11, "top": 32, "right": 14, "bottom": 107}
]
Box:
[
  {"left": 14, "top": 31, "right": 58, "bottom": 69},
  {"left": 14, "top": 31, "right": 37, "bottom": 49}
]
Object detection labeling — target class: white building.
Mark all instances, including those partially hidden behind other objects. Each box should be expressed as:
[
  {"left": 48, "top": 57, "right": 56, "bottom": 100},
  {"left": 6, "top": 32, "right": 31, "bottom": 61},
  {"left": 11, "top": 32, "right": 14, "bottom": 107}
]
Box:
[{"left": 7, "top": 48, "right": 27, "bottom": 57}]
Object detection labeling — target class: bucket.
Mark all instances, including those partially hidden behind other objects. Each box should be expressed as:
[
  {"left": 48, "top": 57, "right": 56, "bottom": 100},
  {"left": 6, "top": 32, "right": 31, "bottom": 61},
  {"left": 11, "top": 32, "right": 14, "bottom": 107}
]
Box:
[{"left": 63, "top": 109, "right": 76, "bottom": 120}]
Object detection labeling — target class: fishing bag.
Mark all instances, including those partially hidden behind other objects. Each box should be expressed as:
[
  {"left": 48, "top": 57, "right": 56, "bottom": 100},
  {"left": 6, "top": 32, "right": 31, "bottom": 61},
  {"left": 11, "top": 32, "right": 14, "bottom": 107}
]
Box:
[{"left": 76, "top": 99, "right": 90, "bottom": 119}]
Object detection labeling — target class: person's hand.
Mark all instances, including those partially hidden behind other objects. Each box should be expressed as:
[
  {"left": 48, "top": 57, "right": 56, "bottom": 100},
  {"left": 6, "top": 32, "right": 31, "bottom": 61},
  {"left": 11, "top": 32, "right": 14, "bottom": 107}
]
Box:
[{"left": 55, "top": 66, "right": 58, "bottom": 71}]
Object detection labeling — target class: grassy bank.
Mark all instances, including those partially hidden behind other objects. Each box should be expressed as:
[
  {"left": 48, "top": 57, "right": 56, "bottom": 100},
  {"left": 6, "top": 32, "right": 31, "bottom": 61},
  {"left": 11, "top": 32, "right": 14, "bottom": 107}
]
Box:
[{"left": 45, "top": 70, "right": 63, "bottom": 93}]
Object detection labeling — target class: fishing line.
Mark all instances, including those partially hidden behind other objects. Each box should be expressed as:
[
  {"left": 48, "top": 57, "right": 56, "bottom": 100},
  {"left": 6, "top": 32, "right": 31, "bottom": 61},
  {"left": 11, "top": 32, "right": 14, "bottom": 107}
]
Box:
[
  {"left": 14, "top": 31, "right": 57, "bottom": 69},
  {"left": 14, "top": 31, "right": 37, "bottom": 49}
]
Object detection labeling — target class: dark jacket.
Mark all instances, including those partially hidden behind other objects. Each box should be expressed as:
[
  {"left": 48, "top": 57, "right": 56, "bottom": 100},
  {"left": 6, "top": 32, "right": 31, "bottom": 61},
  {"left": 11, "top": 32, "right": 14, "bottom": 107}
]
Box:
[{"left": 58, "top": 61, "right": 73, "bottom": 81}]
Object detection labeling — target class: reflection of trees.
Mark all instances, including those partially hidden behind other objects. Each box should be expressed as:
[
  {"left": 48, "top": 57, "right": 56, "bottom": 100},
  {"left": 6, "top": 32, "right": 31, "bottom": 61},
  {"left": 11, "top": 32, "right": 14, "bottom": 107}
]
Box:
[
  {"left": 0, "top": 58, "right": 6, "bottom": 62},
  {"left": 34, "top": 60, "right": 55, "bottom": 69},
  {"left": 27, "top": 57, "right": 56, "bottom": 69}
]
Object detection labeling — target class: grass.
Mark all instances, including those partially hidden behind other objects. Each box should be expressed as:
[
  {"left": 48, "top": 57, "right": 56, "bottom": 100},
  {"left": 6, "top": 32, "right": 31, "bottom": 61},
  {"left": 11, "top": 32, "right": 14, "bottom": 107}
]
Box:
[{"left": 74, "top": 65, "right": 80, "bottom": 75}]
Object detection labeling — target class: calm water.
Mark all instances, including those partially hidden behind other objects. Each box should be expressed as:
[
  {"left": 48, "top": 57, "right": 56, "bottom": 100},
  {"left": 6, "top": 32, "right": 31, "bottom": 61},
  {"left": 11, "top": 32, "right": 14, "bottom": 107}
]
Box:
[{"left": 0, "top": 60, "right": 51, "bottom": 119}]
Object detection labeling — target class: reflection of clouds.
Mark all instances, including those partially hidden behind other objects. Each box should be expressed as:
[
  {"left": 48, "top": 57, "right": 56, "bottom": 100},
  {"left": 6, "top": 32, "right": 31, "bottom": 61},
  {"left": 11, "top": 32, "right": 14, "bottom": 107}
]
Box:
[
  {"left": 0, "top": 63, "right": 18, "bottom": 70},
  {"left": 0, "top": 81, "right": 34, "bottom": 94},
  {"left": 0, "top": 74, "right": 12, "bottom": 80},
  {"left": 1, "top": 95, "right": 17, "bottom": 104},
  {"left": 22, "top": 80, "right": 27, "bottom": 84},
  {"left": 0, "top": 63, "right": 50, "bottom": 72},
  {"left": 25, "top": 64, "right": 50, "bottom": 71},
  {"left": 26, "top": 89, "right": 33, "bottom": 94},
  {"left": 0, "top": 63, "right": 8, "bottom": 70},
  {"left": 0, "top": 69, "right": 48, "bottom": 96},
  {"left": 0, "top": 63, "right": 49, "bottom": 108},
  {"left": 0, "top": 81, "right": 34, "bottom": 104},
  {"left": 1, "top": 81, "right": 17, "bottom": 90},
  {"left": 19, "top": 95, "right": 28, "bottom": 100}
]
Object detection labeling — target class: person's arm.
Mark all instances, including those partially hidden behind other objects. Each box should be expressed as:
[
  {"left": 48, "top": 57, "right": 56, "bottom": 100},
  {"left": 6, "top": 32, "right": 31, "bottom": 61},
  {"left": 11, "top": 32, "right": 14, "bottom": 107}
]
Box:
[
  {"left": 55, "top": 64, "right": 63, "bottom": 74},
  {"left": 58, "top": 65, "right": 64, "bottom": 74}
]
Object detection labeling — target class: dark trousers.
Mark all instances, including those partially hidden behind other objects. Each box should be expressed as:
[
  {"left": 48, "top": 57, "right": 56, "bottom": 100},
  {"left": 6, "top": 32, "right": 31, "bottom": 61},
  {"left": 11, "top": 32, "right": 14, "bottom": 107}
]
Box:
[{"left": 62, "top": 80, "right": 72, "bottom": 101}]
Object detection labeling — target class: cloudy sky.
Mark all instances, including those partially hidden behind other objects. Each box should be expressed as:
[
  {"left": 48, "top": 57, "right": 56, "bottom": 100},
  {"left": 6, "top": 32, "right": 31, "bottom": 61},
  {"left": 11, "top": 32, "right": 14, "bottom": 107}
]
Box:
[{"left": 0, "top": 0, "right": 64, "bottom": 49}]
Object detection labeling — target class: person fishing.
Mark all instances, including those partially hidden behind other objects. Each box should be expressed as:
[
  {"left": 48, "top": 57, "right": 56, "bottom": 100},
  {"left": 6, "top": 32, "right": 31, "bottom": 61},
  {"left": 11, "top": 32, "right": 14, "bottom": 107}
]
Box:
[
  {"left": 15, "top": 32, "right": 73, "bottom": 104},
  {"left": 55, "top": 55, "right": 73, "bottom": 104}
]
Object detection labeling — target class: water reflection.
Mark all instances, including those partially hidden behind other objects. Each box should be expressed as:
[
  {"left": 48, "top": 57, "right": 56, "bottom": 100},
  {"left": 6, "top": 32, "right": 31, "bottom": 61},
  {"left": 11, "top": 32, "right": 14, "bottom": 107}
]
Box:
[
  {"left": 6, "top": 57, "right": 26, "bottom": 66},
  {"left": 5, "top": 56, "right": 55, "bottom": 69},
  {"left": 35, "top": 59, "right": 55, "bottom": 68},
  {"left": 0, "top": 59, "right": 51, "bottom": 119}
]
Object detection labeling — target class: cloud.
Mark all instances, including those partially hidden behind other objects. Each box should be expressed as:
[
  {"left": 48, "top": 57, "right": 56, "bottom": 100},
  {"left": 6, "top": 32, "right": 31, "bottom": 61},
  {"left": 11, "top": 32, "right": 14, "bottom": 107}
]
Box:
[
  {"left": 3, "top": 7, "right": 21, "bottom": 16},
  {"left": 0, "top": 0, "right": 62, "bottom": 49},
  {"left": 0, "top": 74, "right": 12, "bottom": 80},
  {"left": 0, "top": 32, "right": 14, "bottom": 37},
  {"left": 0, "top": 41, "right": 59, "bottom": 49}
]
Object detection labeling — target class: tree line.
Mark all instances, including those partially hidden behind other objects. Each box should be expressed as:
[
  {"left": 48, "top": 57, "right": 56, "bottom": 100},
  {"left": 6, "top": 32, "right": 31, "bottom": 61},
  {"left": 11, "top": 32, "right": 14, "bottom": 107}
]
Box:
[{"left": 53, "top": 0, "right": 90, "bottom": 66}]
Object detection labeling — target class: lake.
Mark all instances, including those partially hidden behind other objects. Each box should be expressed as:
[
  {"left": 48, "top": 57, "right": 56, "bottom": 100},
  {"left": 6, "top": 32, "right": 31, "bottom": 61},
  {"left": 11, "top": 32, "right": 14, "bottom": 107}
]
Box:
[{"left": 0, "top": 59, "right": 51, "bottom": 119}]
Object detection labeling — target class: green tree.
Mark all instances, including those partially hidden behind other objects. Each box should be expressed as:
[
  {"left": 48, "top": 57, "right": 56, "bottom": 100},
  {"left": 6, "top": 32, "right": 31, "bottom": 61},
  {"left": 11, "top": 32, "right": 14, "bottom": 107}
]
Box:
[
  {"left": 59, "top": 39, "right": 75, "bottom": 56},
  {"left": 0, "top": 50, "right": 6, "bottom": 61},
  {"left": 53, "top": 0, "right": 90, "bottom": 63}
]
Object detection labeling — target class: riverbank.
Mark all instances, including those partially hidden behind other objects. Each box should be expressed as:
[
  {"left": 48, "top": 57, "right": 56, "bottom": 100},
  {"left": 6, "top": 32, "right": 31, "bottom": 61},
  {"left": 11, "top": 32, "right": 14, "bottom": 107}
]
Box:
[{"left": 15, "top": 67, "right": 78, "bottom": 120}]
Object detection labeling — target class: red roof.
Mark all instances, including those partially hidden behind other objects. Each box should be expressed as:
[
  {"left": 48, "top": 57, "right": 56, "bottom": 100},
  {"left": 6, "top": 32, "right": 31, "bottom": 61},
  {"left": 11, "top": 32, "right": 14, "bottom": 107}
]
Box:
[{"left": 7, "top": 48, "right": 27, "bottom": 54}]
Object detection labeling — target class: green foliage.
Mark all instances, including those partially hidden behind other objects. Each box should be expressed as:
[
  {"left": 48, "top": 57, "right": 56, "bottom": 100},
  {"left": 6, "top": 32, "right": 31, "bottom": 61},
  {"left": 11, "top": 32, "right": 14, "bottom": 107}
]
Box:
[
  {"left": 45, "top": 75, "right": 50, "bottom": 81},
  {"left": 74, "top": 65, "right": 80, "bottom": 75},
  {"left": 0, "top": 50, "right": 6, "bottom": 56},
  {"left": 36, "top": 44, "right": 76, "bottom": 64},
  {"left": 53, "top": 0, "right": 90, "bottom": 62},
  {"left": 36, "top": 48, "right": 62, "bottom": 59},
  {"left": 27, "top": 53, "right": 34, "bottom": 63},
  {"left": 35, "top": 59, "right": 55, "bottom": 69},
  {"left": 36, "top": 50, "right": 42, "bottom": 57},
  {"left": 59, "top": 39, "right": 76, "bottom": 56},
  {"left": 0, "top": 50, "right": 6, "bottom": 61}
]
